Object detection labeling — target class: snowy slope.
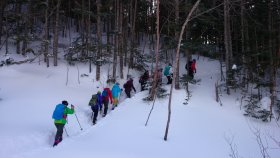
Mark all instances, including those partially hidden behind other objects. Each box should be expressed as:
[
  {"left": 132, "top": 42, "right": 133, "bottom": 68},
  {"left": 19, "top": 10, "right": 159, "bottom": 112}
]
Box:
[{"left": 0, "top": 56, "right": 279, "bottom": 158}]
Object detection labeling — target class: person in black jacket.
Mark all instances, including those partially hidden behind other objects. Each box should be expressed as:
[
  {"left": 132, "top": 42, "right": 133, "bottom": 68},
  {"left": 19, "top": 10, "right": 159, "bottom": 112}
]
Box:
[
  {"left": 123, "top": 78, "right": 136, "bottom": 98},
  {"left": 139, "top": 70, "right": 149, "bottom": 91}
]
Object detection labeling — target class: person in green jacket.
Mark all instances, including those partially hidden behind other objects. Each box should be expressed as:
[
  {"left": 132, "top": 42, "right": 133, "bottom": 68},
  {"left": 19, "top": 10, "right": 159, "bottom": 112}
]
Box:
[{"left": 52, "top": 100, "right": 75, "bottom": 147}]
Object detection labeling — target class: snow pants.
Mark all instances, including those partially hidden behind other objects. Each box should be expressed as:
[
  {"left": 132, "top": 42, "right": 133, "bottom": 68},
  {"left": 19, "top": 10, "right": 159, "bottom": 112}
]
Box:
[{"left": 54, "top": 123, "right": 65, "bottom": 142}]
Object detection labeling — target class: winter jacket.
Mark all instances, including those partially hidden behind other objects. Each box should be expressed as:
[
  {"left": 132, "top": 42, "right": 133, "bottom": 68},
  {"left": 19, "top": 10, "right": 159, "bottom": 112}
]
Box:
[
  {"left": 102, "top": 88, "right": 113, "bottom": 102},
  {"left": 139, "top": 71, "right": 149, "bottom": 84},
  {"left": 111, "top": 84, "right": 121, "bottom": 98},
  {"left": 124, "top": 79, "right": 136, "bottom": 92},
  {"left": 191, "top": 61, "right": 196, "bottom": 73},
  {"left": 54, "top": 107, "right": 74, "bottom": 124}
]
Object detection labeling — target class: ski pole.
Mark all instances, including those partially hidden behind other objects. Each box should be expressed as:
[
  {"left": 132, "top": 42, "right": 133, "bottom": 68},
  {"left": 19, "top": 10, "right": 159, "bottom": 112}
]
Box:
[
  {"left": 74, "top": 113, "right": 83, "bottom": 130},
  {"left": 64, "top": 127, "right": 69, "bottom": 137}
]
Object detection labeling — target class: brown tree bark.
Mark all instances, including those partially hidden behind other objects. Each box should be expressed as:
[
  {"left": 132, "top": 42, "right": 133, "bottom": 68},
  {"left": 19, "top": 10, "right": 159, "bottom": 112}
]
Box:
[
  {"left": 112, "top": 0, "right": 119, "bottom": 79},
  {"left": 224, "top": 0, "right": 233, "bottom": 95},
  {"left": 0, "top": 0, "right": 7, "bottom": 45},
  {"left": 53, "top": 0, "right": 61, "bottom": 66},
  {"left": 149, "top": 0, "right": 160, "bottom": 100},
  {"left": 44, "top": 0, "right": 49, "bottom": 67},
  {"left": 96, "top": 0, "right": 102, "bottom": 81},
  {"left": 164, "top": 0, "right": 201, "bottom": 141},
  {"left": 174, "top": 0, "right": 180, "bottom": 89}
]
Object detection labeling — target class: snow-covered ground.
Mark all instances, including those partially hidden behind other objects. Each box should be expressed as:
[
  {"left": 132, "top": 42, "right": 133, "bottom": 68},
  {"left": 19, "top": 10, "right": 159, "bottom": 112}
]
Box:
[{"left": 0, "top": 55, "right": 279, "bottom": 158}]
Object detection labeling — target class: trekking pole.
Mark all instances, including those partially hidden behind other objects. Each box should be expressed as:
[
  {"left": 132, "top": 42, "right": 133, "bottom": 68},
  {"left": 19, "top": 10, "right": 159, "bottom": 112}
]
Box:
[
  {"left": 64, "top": 127, "right": 69, "bottom": 137},
  {"left": 74, "top": 113, "right": 83, "bottom": 130}
]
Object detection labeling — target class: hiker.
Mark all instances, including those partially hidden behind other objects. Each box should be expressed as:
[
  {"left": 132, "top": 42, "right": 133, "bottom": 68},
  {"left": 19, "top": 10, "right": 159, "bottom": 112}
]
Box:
[
  {"left": 163, "top": 63, "right": 173, "bottom": 84},
  {"left": 101, "top": 86, "right": 113, "bottom": 117},
  {"left": 111, "top": 82, "right": 122, "bottom": 110},
  {"left": 123, "top": 78, "right": 136, "bottom": 98},
  {"left": 191, "top": 59, "right": 197, "bottom": 74},
  {"left": 139, "top": 70, "right": 149, "bottom": 91},
  {"left": 52, "top": 100, "right": 75, "bottom": 147},
  {"left": 186, "top": 60, "right": 194, "bottom": 79},
  {"left": 89, "top": 91, "right": 102, "bottom": 125}
]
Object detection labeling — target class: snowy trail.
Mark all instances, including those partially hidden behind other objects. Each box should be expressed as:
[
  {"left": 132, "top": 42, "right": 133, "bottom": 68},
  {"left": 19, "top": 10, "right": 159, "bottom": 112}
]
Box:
[{"left": 1, "top": 57, "right": 280, "bottom": 158}]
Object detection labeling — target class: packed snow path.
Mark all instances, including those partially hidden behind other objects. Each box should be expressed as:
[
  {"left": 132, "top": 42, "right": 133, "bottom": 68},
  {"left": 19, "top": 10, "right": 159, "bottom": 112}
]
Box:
[{"left": 0, "top": 57, "right": 279, "bottom": 158}]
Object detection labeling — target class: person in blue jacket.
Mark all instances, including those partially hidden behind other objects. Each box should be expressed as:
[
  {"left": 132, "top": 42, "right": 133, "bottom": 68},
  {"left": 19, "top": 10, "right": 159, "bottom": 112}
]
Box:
[
  {"left": 52, "top": 100, "right": 75, "bottom": 146},
  {"left": 163, "top": 63, "right": 173, "bottom": 84},
  {"left": 111, "top": 82, "right": 122, "bottom": 110},
  {"left": 89, "top": 91, "right": 103, "bottom": 125}
]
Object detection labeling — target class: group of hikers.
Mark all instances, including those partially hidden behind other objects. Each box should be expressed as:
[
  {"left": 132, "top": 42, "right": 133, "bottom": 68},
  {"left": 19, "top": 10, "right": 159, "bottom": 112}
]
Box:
[
  {"left": 138, "top": 59, "right": 197, "bottom": 90},
  {"left": 51, "top": 58, "right": 197, "bottom": 147},
  {"left": 51, "top": 79, "right": 137, "bottom": 147}
]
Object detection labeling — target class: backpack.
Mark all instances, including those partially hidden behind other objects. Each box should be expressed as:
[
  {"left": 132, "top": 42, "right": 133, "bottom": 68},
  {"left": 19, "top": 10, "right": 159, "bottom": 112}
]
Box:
[
  {"left": 164, "top": 66, "right": 170, "bottom": 76},
  {"left": 102, "top": 90, "right": 108, "bottom": 97},
  {"left": 123, "top": 83, "right": 128, "bottom": 89},
  {"left": 89, "top": 94, "right": 98, "bottom": 106},
  {"left": 52, "top": 104, "right": 65, "bottom": 120}
]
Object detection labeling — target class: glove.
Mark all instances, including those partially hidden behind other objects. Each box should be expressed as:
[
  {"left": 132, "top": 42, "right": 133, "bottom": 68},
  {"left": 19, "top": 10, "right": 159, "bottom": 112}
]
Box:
[
  {"left": 71, "top": 104, "right": 75, "bottom": 109},
  {"left": 121, "top": 88, "right": 123, "bottom": 91}
]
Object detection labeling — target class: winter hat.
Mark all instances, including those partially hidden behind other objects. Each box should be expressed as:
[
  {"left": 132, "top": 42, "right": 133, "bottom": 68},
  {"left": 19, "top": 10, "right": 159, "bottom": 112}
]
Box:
[{"left": 62, "top": 100, "right": 69, "bottom": 106}]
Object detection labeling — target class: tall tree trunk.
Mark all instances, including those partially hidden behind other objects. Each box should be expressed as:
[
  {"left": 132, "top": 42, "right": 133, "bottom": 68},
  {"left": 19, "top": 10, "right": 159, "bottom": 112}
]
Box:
[
  {"left": 129, "top": 0, "right": 137, "bottom": 69},
  {"left": 224, "top": 0, "right": 233, "bottom": 95},
  {"left": 112, "top": 0, "right": 119, "bottom": 79},
  {"left": 53, "top": 0, "right": 61, "bottom": 66},
  {"left": 16, "top": 2, "right": 21, "bottom": 54},
  {"left": 119, "top": 1, "right": 124, "bottom": 79},
  {"left": 268, "top": 1, "right": 276, "bottom": 121},
  {"left": 149, "top": 0, "right": 160, "bottom": 99},
  {"left": 174, "top": 0, "right": 180, "bottom": 89},
  {"left": 44, "top": 0, "right": 49, "bottom": 67},
  {"left": 87, "top": 0, "right": 91, "bottom": 73},
  {"left": 164, "top": 0, "right": 201, "bottom": 141},
  {"left": 81, "top": 0, "right": 85, "bottom": 57},
  {"left": 0, "top": 0, "right": 6, "bottom": 45},
  {"left": 96, "top": 0, "right": 101, "bottom": 81}
]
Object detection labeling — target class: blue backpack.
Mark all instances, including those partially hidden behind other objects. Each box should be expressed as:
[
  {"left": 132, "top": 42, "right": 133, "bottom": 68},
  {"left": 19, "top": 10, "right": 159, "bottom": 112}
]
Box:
[
  {"left": 102, "top": 90, "right": 108, "bottom": 97},
  {"left": 164, "top": 66, "right": 170, "bottom": 76},
  {"left": 52, "top": 104, "right": 65, "bottom": 120}
]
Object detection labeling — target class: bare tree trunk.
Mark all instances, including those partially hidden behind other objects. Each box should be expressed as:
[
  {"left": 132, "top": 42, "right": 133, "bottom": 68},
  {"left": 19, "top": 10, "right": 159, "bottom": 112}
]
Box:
[
  {"left": 129, "top": 0, "right": 137, "bottom": 69},
  {"left": 112, "top": 0, "right": 119, "bottom": 79},
  {"left": 268, "top": 1, "right": 276, "bottom": 121},
  {"left": 119, "top": 1, "right": 124, "bottom": 79},
  {"left": 53, "top": 0, "right": 61, "bottom": 66},
  {"left": 174, "top": 0, "right": 180, "bottom": 89},
  {"left": 88, "top": 0, "right": 92, "bottom": 73},
  {"left": 81, "top": 0, "right": 85, "bottom": 57},
  {"left": 16, "top": 2, "right": 21, "bottom": 54},
  {"left": 0, "top": 0, "right": 6, "bottom": 45},
  {"left": 164, "top": 0, "right": 201, "bottom": 141},
  {"left": 149, "top": 0, "right": 160, "bottom": 99},
  {"left": 224, "top": 0, "right": 233, "bottom": 95},
  {"left": 44, "top": 0, "right": 49, "bottom": 67},
  {"left": 96, "top": 0, "right": 102, "bottom": 81}
]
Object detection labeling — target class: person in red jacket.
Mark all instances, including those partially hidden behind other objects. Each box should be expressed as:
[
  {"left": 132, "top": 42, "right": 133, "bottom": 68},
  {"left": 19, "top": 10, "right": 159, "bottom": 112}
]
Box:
[
  {"left": 101, "top": 87, "right": 113, "bottom": 117},
  {"left": 191, "top": 59, "right": 197, "bottom": 74}
]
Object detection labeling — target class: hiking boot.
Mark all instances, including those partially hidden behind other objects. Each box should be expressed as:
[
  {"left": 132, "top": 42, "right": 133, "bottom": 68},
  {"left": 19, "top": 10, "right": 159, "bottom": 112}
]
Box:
[{"left": 102, "top": 114, "right": 106, "bottom": 117}]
